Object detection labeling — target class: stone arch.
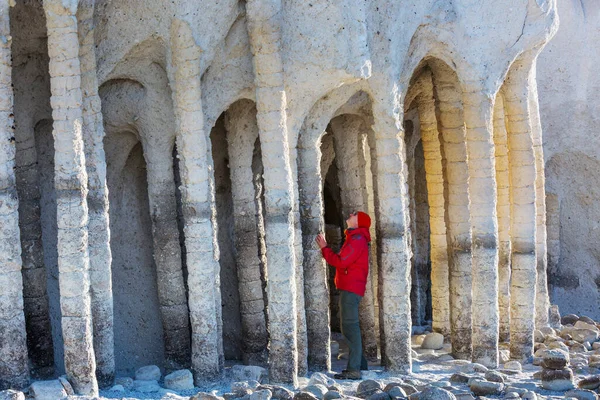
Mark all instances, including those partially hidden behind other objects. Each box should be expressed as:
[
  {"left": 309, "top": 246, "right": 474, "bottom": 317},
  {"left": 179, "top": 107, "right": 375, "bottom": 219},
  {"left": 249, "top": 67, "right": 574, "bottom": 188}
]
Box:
[{"left": 208, "top": 98, "right": 270, "bottom": 366}]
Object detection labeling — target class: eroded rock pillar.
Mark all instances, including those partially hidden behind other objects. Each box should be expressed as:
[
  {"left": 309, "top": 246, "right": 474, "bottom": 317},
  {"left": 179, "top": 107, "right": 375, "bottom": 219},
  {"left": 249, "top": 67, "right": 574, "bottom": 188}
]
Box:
[
  {"left": 370, "top": 100, "right": 412, "bottom": 373},
  {"left": 298, "top": 131, "right": 330, "bottom": 372},
  {"left": 503, "top": 66, "right": 537, "bottom": 360},
  {"left": 462, "top": 83, "right": 500, "bottom": 368},
  {"left": 0, "top": 0, "right": 29, "bottom": 389},
  {"left": 224, "top": 101, "right": 268, "bottom": 366},
  {"left": 168, "top": 20, "right": 221, "bottom": 382},
  {"left": 493, "top": 97, "right": 511, "bottom": 342},
  {"left": 528, "top": 64, "right": 550, "bottom": 328},
  {"left": 77, "top": 0, "right": 114, "bottom": 386},
  {"left": 431, "top": 69, "right": 472, "bottom": 359},
  {"left": 331, "top": 115, "right": 378, "bottom": 359},
  {"left": 43, "top": 0, "right": 98, "bottom": 394},
  {"left": 246, "top": 0, "right": 299, "bottom": 383},
  {"left": 415, "top": 72, "right": 450, "bottom": 336}
]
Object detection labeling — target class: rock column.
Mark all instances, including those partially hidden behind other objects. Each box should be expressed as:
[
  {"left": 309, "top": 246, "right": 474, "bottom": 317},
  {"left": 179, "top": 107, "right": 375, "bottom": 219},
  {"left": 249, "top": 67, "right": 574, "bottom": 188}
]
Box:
[
  {"left": 493, "top": 96, "right": 511, "bottom": 342},
  {"left": 246, "top": 0, "right": 299, "bottom": 384},
  {"left": 503, "top": 65, "right": 537, "bottom": 360},
  {"left": 168, "top": 19, "right": 221, "bottom": 382},
  {"left": 369, "top": 99, "right": 412, "bottom": 373},
  {"left": 462, "top": 83, "right": 500, "bottom": 368},
  {"left": 43, "top": 0, "right": 98, "bottom": 394},
  {"left": 298, "top": 129, "right": 331, "bottom": 372},
  {"left": 224, "top": 101, "right": 269, "bottom": 366},
  {"left": 331, "top": 114, "right": 378, "bottom": 359},
  {"left": 0, "top": 0, "right": 29, "bottom": 390},
  {"left": 77, "top": 0, "right": 114, "bottom": 386},
  {"left": 415, "top": 72, "right": 450, "bottom": 336},
  {"left": 431, "top": 66, "right": 472, "bottom": 359},
  {"left": 528, "top": 62, "right": 550, "bottom": 328}
]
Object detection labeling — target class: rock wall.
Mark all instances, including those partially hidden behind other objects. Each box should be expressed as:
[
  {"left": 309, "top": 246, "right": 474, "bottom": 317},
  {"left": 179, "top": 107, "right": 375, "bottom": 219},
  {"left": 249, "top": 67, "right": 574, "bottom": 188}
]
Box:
[{"left": 537, "top": 0, "right": 600, "bottom": 320}]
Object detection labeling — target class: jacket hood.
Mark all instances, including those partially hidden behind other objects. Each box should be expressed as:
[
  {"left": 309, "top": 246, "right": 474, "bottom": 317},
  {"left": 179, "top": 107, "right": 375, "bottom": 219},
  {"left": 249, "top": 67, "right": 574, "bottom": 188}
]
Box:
[{"left": 345, "top": 227, "right": 371, "bottom": 243}]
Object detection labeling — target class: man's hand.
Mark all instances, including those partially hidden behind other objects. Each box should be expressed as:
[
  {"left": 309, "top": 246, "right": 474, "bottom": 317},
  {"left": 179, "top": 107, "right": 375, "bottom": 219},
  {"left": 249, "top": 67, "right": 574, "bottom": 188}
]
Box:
[{"left": 316, "top": 234, "right": 327, "bottom": 249}]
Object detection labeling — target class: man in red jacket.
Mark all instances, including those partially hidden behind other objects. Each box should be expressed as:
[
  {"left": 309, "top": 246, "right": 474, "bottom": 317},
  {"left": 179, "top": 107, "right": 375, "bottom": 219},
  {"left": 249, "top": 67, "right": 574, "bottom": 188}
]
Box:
[{"left": 316, "top": 211, "right": 371, "bottom": 380}]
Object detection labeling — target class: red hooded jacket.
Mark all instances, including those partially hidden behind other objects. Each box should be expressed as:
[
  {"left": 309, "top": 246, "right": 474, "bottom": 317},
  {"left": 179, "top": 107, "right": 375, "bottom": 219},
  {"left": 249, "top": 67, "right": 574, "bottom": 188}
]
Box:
[{"left": 321, "top": 227, "right": 371, "bottom": 297}]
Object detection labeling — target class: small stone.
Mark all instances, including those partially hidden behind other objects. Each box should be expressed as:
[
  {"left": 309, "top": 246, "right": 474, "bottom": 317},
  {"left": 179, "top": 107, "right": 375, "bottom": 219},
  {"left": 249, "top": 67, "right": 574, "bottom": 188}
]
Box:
[
  {"left": 521, "top": 391, "right": 538, "bottom": 400},
  {"left": 468, "top": 379, "right": 503, "bottom": 396},
  {"left": 452, "top": 394, "right": 474, "bottom": 400},
  {"left": 408, "top": 387, "right": 456, "bottom": 400},
  {"left": 398, "top": 384, "right": 418, "bottom": 396},
  {"left": 575, "top": 321, "right": 600, "bottom": 332},
  {"left": 484, "top": 370, "right": 504, "bottom": 383},
  {"left": 233, "top": 381, "right": 255, "bottom": 393},
  {"left": 563, "top": 314, "right": 580, "bottom": 326},
  {"left": 578, "top": 375, "right": 600, "bottom": 390},
  {"left": 505, "top": 387, "right": 527, "bottom": 396},
  {"left": 164, "top": 369, "right": 194, "bottom": 390},
  {"left": 132, "top": 379, "right": 161, "bottom": 393},
  {"left": 459, "top": 363, "right": 488, "bottom": 373},
  {"left": 549, "top": 341, "right": 570, "bottom": 352},
  {"left": 191, "top": 393, "right": 225, "bottom": 400},
  {"left": 412, "top": 335, "right": 426, "bottom": 346},
  {"left": 571, "top": 342, "right": 589, "bottom": 353},
  {"left": 540, "top": 348, "right": 570, "bottom": 369},
  {"left": 534, "top": 330, "right": 545, "bottom": 343},
  {"left": 383, "top": 382, "right": 404, "bottom": 393},
  {"left": 232, "top": 365, "right": 268, "bottom": 383},
  {"left": 565, "top": 389, "right": 598, "bottom": 400},
  {"left": 421, "top": 333, "right": 444, "bottom": 350},
  {"left": 109, "top": 384, "right": 125, "bottom": 392},
  {"left": 259, "top": 385, "right": 294, "bottom": 400},
  {"left": 135, "top": 365, "right": 161, "bottom": 381},
  {"left": 58, "top": 375, "right": 74, "bottom": 395},
  {"left": 571, "top": 328, "right": 600, "bottom": 343},
  {"left": 579, "top": 316, "right": 597, "bottom": 325},
  {"left": 504, "top": 360, "right": 522, "bottom": 372},
  {"left": 229, "top": 390, "right": 252, "bottom": 399},
  {"left": 294, "top": 392, "right": 319, "bottom": 400},
  {"left": 115, "top": 377, "right": 134, "bottom": 390},
  {"left": 29, "top": 380, "right": 67, "bottom": 400},
  {"left": 250, "top": 389, "right": 273, "bottom": 400},
  {"left": 367, "top": 390, "right": 391, "bottom": 400},
  {"left": 540, "top": 368, "right": 575, "bottom": 391},
  {"left": 323, "top": 391, "right": 342, "bottom": 400},
  {"left": 309, "top": 373, "right": 335, "bottom": 387},
  {"left": 449, "top": 373, "right": 470, "bottom": 384},
  {"left": 303, "top": 385, "right": 328, "bottom": 400},
  {"left": 327, "top": 384, "right": 343, "bottom": 393},
  {"left": 357, "top": 380, "right": 384, "bottom": 399},
  {"left": 0, "top": 390, "right": 24, "bottom": 400},
  {"left": 499, "top": 349, "right": 510, "bottom": 363},
  {"left": 504, "top": 393, "right": 519, "bottom": 399},
  {"left": 387, "top": 386, "right": 407, "bottom": 399}
]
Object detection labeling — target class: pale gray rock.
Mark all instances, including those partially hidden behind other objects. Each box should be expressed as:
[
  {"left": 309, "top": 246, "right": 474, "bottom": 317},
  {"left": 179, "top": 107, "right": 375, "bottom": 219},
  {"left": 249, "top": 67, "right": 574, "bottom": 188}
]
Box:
[
  {"left": 578, "top": 375, "right": 600, "bottom": 390},
  {"left": 308, "top": 373, "right": 335, "bottom": 388},
  {"left": 135, "top": 365, "right": 161, "bottom": 381},
  {"left": 408, "top": 387, "right": 456, "bottom": 400},
  {"left": 540, "top": 348, "right": 570, "bottom": 369},
  {"left": 503, "top": 360, "right": 522, "bottom": 372},
  {"left": 387, "top": 386, "right": 407, "bottom": 399},
  {"left": 293, "top": 392, "right": 319, "bottom": 400},
  {"left": 258, "top": 385, "right": 294, "bottom": 400},
  {"left": 164, "top": 369, "right": 194, "bottom": 390},
  {"left": 191, "top": 393, "right": 225, "bottom": 400},
  {"left": 0, "top": 390, "right": 24, "bottom": 400},
  {"left": 303, "top": 385, "right": 328, "bottom": 400},
  {"left": 367, "top": 391, "right": 391, "bottom": 400},
  {"left": 540, "top": 368, "right": 575, "bottom": 391},
  {"left": 323, "top": 391, "right": 342, "bottom": 400},
  {"left": 521, "top": 391, "right": 537, "bottom": 400},
  {"left": 564, "top": 389, "right": 598, "bottom": 400},
  {"left": 250, "top": 389, "right": 273, "bottom": 400},
  {"left": 484, "top": 370, "right": 504, "bottom": 383},
  {"left": 499, "top": 350, "right": 510, "bottom": 364},
  {"left": 58, "top": 376, "right": 74, "bottom": 396},
  {"left": 421, "top": 333, "right": 444, "bottom": 350},
  {"left": 468, "top": 379, "right": 503, "bottom": 396},
  {"left": 29, "top": 381, "right": 67, "bottom": 400},
  {"left": 356, "top": 380, "right": 384, "bottom": 399},
  {"left": 115, "top": 377, "right": 134, "bottom": 390},
  {"left": 109, "top": 384, "right": 125, "bottom": 392}
]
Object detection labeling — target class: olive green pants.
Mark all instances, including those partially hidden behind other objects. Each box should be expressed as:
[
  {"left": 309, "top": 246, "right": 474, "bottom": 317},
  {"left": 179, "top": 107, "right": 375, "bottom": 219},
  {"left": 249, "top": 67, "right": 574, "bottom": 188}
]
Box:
[{"left": 339, "top": 290, "right": 368, "bottom": 372}]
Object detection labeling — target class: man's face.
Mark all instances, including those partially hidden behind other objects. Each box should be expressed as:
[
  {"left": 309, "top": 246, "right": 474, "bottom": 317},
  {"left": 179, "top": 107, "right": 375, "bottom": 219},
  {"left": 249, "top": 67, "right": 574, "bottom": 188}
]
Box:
[{"left": 346, "top": 212, "right": 358, "bottom": 229}]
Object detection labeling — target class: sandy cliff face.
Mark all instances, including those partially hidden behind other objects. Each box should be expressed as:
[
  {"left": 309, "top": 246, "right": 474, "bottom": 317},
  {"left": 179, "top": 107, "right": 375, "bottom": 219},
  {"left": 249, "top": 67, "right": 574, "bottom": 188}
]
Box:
[{"left": 537, "top": 0, "right": 600, "bottom": 320}]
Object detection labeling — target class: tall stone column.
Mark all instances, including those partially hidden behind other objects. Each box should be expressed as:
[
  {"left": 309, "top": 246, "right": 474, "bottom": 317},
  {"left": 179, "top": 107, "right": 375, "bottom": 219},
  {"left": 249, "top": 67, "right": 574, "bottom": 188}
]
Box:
[
  {"left": 0, "top": 0, "right": 29, "bottom": 390},
  {"left": 528, "top": 62, "right": 550, "bottom": 328},
  {"left": 298, "top": 131, "right": 330, "bottom": 372},
  {"left": 369, "top": 99, "right": 412, "bottom": 373},
  {"left": 415, "top": 72, "right": 450, "bottom": 336},
  {"left": 225, "top": 101, "right": 268, "bottom": 366},
  {"left": 168, "top": 19, "right": 221, "bottom": 382},
  {"left": 431, "top": 67, "right": 472, "bottom": 359},
  {"left": 331, "top": 115, "right": 378, "bottom": 359},
  {"left": 462, "top": 82, "right": 499, "bottom": 368},
  {"left": 246, "top": 0, "right": 299, "bottom": 384},
  {"left": 493, "top": 97, "right": 511, "bottom": 342},
  {"left": 77, "top": 0, "right": 114, "bottom": 386},
  {"left": 43, "top": 0, "right": 98, "bottom": 395},
  {"left": 503, "top": 66, "right": 537, "bottom": 360}
]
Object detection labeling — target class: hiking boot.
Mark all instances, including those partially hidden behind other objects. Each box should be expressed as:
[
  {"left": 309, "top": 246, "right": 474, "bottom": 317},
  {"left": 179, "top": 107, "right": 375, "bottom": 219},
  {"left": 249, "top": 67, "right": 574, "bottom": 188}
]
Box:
[{"left": 334, "top": 370, "right": 361, "bottom": 380}]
